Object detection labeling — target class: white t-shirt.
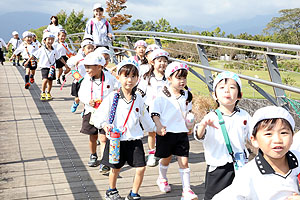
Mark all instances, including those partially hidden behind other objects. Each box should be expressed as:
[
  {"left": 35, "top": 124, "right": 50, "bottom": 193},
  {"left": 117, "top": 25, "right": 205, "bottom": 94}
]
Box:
[
  {"left": 213, "top": 150, "right": 300, "bottom": 200},
  {"left": 91, "top": 90, "right": 156, "bottom": 141},
  {"left": 139, "top": 64, "right": 151, "bottom": 78},
  {"left": 53, "top": 41, "right": 74, "bottom": 57},
  {"left": 290, "top": 131, "right": 300, "bottom": 152},
  {"left": 67, "top": 52, "right": 86, "bottom": 83},
  {"left": 33, "top": 46, "right": 60, "bottom": 68},
  {"left": 0, "top": 38, "right": 7, "bottom": 49},
  {"left": 47, "top": 24, "right": 63, "bottom": 39},
  {"left": 33, "top": 40, "right": 41, "bottom": 48},
  {"left": 8, "top": 38, "right": 22, "bottom": 49},
  {"left": 150, "top": 85, "right": 192, "bottom": 133},
  {"left": 194, "top": 108, "right": 251, "bottom": 168},
  {"left": 78, "top": 71, "right": 118, "bottom": 115},
  {"left": 13, "top": 43, "right": 38, "bottom": 59}
]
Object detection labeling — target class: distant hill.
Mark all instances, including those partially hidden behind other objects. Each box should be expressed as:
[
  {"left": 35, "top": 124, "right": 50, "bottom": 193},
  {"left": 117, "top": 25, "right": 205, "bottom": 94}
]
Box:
[
  {"left": 179, "top": 14, "right": 276, "bottom": 35},
  {"left": 0, "top": 11, "right": 51, "bottom": 42}
]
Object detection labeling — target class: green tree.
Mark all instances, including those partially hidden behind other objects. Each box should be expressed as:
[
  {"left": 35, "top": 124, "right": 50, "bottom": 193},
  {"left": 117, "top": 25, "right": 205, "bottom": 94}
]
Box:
[
  {"left": 57, "top": 10, "right": 88, "bottom": 34},
  {"left": 106, "top": 0, "right": 132, "bottom": 30},
  {"left": 264, "top": 8, "right": 300, "bottom": 45},
  {"left": 127, "top": 19, "right": 145, "bottom": 31},
  {"left": 155, "top": 18, "right": 172, "bottom": 32}
]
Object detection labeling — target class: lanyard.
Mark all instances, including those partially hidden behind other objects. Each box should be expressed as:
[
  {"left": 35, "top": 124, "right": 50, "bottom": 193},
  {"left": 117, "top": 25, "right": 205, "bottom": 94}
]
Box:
[
  {"left": 61, "top": 43, "right": 72, "bottom": 55},
  {"left": 43, "top": 46, "right": 54, "bottom": 66},
  {"left": 123, "top": 98, "right": 135, "bottom": 129},
  {"left": 91, "top": 72, "right": 104, "bottom": 101},
  {"left": 25, "top": 45, "right": 31, "bottom": 58},
  {"left": 75, "top": 59, "right": 84, "bottom": 70}
]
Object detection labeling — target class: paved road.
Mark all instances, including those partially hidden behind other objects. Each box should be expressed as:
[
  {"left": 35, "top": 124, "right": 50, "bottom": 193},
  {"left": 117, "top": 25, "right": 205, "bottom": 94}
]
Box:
[{"left": 0, "top": 62, "right": 206, "bottom": 200}]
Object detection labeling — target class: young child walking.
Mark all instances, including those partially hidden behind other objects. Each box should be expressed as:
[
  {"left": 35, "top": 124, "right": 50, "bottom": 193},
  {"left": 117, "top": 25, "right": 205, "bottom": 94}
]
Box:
[
  {"left": 138, "top": 44, "right": 161, "bottom": 77},
  {"left": 10, "top": 31, "right": 38, "bottom": 89},
  {"left": 54, "top": 29, "right": 72, "bottom": 84},
  {"left": 25, "top": 32, "right": 68, "bottom": 100},
  {"left": 0, "top": 37, "right": 6, "bottom": 65},
  {"left": 194, "top": 71, "right": 251, "bottom": 200},
  {"left": 133, "top": 40, "right": 148, "bottom": 65},
  {"left": 213, "top": 106, "right": 300, "bottom": 200},
  {"left": 137, "top": 49, "right": 169, "bottom": 167},
  {"left": 68, "top": 39, "right": 95, "bottom": 113},
  {"left": 150, "top": 61, "right": 198, "bottom": 200},
  {"left": 91, "top": 58, "right": 156, "bottom": 200},
  {"left": 32, "top": 33, "right": 42, "bottom": 48},
  {"left": 78, "top": 51, "right": 117, "bottom": 168},
  {"left": 7, "top": 31, "right": 22, "bottom": 66}
]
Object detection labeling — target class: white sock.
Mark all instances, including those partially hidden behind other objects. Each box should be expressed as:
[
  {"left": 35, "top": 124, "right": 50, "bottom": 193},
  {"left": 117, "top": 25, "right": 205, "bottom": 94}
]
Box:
[
  {"left": 179, "top": 168, "right": 191, "bottom": 191},
  {"left": 158, "top": 161, "right": 169, "bottom": 180}
]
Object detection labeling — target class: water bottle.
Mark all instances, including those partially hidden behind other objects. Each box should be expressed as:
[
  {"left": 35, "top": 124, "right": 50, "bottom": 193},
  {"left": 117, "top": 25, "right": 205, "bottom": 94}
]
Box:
[
  {"left": 48, "top": 65, "right": 55, "bottom": 79},
  {"left": 185, "top": 112, "right": 195, "bottom": 132},
  {"left": 109, "top": 128, "right": 122, "bottom": 164},
  {"left": 31, "top": 59, "right": 37, "bottom": 68}
]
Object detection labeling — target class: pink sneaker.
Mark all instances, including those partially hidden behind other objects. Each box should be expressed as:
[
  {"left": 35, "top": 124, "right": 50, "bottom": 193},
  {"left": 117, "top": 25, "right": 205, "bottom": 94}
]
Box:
[
  {"left": 156, "top": 177, "right": 171, "bottom": 193},
  {"left": 181, "top": 189, "right": 198, "bottom": 200}
]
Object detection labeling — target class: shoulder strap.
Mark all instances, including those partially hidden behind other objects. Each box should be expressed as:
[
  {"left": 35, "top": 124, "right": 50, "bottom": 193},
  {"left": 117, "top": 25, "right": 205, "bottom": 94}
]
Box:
[
  {"left": 90, "top": 20, "right": 94, "bottom": 35},
  {"left": 105, "top": 20, "right": 109, "bottom": 33},
  {"left": 108, "top": 91, "right": 120, "bottom": 124},
  {"left": 215, "top": 109, "right": 235, "bottom": 162}
]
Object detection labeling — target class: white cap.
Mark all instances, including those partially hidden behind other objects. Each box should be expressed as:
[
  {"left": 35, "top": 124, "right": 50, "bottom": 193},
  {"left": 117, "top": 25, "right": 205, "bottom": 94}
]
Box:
[
  {"left": 22, "top": 31, "right": 33, "bottom": 38},
  {"left": 83, "top": 33, "right": 93, "bottom": 41},
  {"left": 117, "top": 58, "right": 139, "bottom": 74},
  {"left": 12, "top": 31, "right": 18, "bottom": 36},
  {"left": 93, "top": 3, "right": 103, "bottom": 10},
  {"left": 134, "top": 40, "right": 147, "bottom": 49},
  {"left": 42, "top": 32, "right": 55, "bottom": 41},
  {"left": 83, "top": 51, "right": 106, "bottom": 66},
  {"left": 32, "top": 32, "right": 36, "bottom": 37},
  {"left": 150, "top": 49, "right": 169, "bottom": 61},
  {"left": 165, "top": 61, "right": 189, "bottom": 78},
  {"left": 81, "top": 40, "right": 95, "bottom": 48},
  {"left": 145, "top": 44, "right": 161, "bottom": 54},
  {"left": 95, "top": 47, "right": 111, "bottom": 57},
  {"left": 59, "top": 28, "right": 67, "bottom": 34},
  {"left": 213, "top": 71, "right": 242, "bottom": 91},
  {"left": 250, "top": 106, "right": 295, "bottom": 135}
]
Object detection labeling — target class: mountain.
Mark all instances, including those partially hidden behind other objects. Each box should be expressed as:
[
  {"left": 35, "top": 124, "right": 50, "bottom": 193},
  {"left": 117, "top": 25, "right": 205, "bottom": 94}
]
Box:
[
  {"left": 179, "top": 14, "right": 276, "bottom": 36},
  {"left": 0, "top": 11, "right": 51, "bottom": 42}
]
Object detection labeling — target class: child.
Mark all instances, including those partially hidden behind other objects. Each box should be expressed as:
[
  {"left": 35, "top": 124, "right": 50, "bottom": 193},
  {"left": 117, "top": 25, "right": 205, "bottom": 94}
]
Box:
[
  {"left": 133, "top": 40, "right": 148, "bottom": 65},
  {"left": 0, "top": 37, "right": 6, "bottom": 65},
  {"left": 10, "top": 31, "right": 38, "bottom": 89},
  {"left": 139, "top": 44, "right": 161, "bottom": 78},
  {"left": 137, "top": 49, "right": 169, "bottom": 167},
  {"left": 32, "top": 33, "right": 41, "bottom": 48},
  {"left": 91, "top": 58, "right": 156, "bottom": 200},
  {"left": 213, "top": 106, "right": 300, "bottom": 200},
  {"left": 150, "top": 61, "right": 198, "bottom": 200},
  {"left": 68, "top": 39, "right": 95, "bottom": 113},
  {"left": 7, "top": 31, "right": 22, "bottom": 66},
  {"left": 78, "top": 51, "right": 117, "bottom": 168},
  {"left": 194, "top": 71, "right": 251, "bottom": 200},
  {"left": 25, "top": 32, "right": 68, "bottom": 100},
  {"left": 53, "top": 29, "right": 72, "bottom": 84}
]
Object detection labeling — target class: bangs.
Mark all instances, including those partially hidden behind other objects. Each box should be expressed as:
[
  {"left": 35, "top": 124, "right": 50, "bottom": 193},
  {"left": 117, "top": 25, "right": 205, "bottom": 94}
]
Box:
[
  {"left": 118, "top": 64, "right": 139, "bottom": 77},
  {"left": 252, "top": 118, "right": 294, "bottom": 137},
  {"left": 172, "top": 69, "right": 188, "bottom": 78}
]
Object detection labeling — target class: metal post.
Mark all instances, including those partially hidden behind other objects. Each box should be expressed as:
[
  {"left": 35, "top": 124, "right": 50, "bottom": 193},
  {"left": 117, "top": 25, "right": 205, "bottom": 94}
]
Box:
[
  {"left": 125, "top": 36, "right": 135, "bottom": 56},
  {"left": 154, "top": 38, "right": 162, "bottom": 47},
  {"left": 196, "top": 43, "right": 214, "bottom": 92}
]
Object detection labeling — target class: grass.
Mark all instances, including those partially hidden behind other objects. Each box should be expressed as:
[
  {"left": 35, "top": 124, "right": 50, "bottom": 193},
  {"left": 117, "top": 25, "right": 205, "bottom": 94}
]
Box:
[{"left": 187, "top": 60, "right": 300, "bottom": 100}]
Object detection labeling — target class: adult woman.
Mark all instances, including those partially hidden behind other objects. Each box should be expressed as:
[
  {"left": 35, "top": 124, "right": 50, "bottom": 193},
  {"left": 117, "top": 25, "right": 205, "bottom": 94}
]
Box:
[
  {"left": 84, "top": 3, "right": 114, "bottom": 49},
  {"left": 46, "top": 16, "right": 63, "bottom": 41}
]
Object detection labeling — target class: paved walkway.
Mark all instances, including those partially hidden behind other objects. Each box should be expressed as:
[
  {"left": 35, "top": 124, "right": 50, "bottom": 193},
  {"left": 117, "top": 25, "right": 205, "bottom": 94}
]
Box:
[{"left": 0, "top": 62, "right": 206, "bottom": 200}]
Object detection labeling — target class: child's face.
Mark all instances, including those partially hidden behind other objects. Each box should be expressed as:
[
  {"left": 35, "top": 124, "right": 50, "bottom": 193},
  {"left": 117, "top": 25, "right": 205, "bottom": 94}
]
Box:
[
  {"left": 251, "top": 119, "right": 293, "bottom": 163},
  {"left": 24, "top": 36, "right": 33, "bottom": 44},
  {"left": 13, "top": 35, "right": 19, "bottom": 39},
  {"left": 85, "top": 65, "right": 102, "bottom": 78},
  {"left": 153, "top": 56, "right": 168, "bottom": 74},
  {"left": 102, "top": 53, "right": 110, "bottom": 67},
  {"left": 58, "top": 32, "right": 66, "bottom": 42},
  {"left": 45, "top": 37, "right": 54, "bottom": 46},
  {"left": 93, "top": 8, "right": 103, "bottom": 18},
  {"left": 117, "top": 71, "right": 138, "bottom": 91},
  {"left": 83, "top": 44, "right": 95, "bottom": 56},
  {"left": 136, "top": 46, "right": 146, "bottom": 58},
  {"left": 214, "top": 78, "right": 241, "bottom": 106},
  {"left": 168, "top": 73, "right": 187, "bottom": 92}
]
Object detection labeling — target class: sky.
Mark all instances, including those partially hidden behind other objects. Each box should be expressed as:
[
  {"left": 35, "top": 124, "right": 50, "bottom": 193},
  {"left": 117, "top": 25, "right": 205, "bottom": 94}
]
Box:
[{"left": 1, "top": 0, "right": 300, "bottom": 28}]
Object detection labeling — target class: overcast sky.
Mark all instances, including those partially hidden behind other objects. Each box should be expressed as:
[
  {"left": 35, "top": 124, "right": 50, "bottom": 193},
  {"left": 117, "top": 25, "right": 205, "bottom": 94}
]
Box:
[{"left": 1, "top": 0, "right": 300, "bottom": 28}]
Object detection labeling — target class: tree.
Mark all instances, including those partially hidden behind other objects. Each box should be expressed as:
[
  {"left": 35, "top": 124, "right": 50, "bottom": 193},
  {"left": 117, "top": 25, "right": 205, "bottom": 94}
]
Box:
[
  {"left": 264, "top": 8, "right": 300, "bottom": 45},
  {"left": 57, "top": 10, "right": 88, "bottom": 34},
  {"left": 106, "top": 0, "right": 132, "bottom": 30},
  {"left": 127, "top": 19, "right": 145, "bottom": 31},
  {"left": 155, "top": 18, "right": 172, "bottom": 32}
]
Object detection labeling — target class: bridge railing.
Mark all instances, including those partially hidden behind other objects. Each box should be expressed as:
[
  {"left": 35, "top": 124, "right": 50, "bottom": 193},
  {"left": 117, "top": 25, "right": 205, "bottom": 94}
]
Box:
[{"left": 67, "top": 31, "right": 300, "bottom": 111}]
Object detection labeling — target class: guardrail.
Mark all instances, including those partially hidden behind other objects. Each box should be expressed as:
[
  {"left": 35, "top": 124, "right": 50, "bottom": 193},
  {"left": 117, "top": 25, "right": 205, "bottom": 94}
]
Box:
[{"left": 67, "top": 31, "right": 300, "bottom": 111}]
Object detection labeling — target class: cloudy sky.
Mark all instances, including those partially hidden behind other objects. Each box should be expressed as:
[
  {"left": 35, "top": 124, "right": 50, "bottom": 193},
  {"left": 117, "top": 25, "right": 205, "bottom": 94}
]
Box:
[{"left": 1, "top": 0, "right": 300, "bottom": 28}]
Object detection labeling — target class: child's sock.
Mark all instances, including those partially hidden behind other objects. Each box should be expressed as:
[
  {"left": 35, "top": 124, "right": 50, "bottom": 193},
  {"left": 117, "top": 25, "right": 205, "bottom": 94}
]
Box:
[
  {"left": 148, "top": 149, "right": 155, "bottom": 154},
  {"left": 30, "top": 74, "right": 34, "bottom": 78},
  {"left": 25, "top": 75, "right": 29, "bottom": 83},
  {"left": 158, "top": 161, "right": 169, "bottom": 180},
  {"left": 179, "top": 168, "right": 191, "bottom": 191},
  {"left": 92, "top": 152, "right": 97, "bottom": 157},
  {"left": 130, "top": 191, "right": 138, "bottom": 197},
  {"left": 108, "top": 188, "right": 117, "bottom": 192}
]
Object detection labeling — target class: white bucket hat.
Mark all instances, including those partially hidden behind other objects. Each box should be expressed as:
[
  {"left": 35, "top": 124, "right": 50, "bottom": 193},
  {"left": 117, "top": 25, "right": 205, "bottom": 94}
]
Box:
[
  {"left": 117, "top": 58, "right": 139, "bottom": 74},
  {"left": 213, "top": 71, "right": 242, "bottom": 91},
  {"left": 12, "top": 31, "right": 18, "bottom": 36},
  {"left": 42, "top": 32, "right": 55, "bottom": 41},
  {"left": 93, "top": 3, "right": 103, "bottom": 10},
  {"left": 83, "top": 51, "right": 106, "bottom": 66},
  {"left": 150, "top": 49, "right": 169, "bottom": 61},
  {"left": 165, "top": 61, "right": 189, "bottom": 78},
  {"left": 22, "top": 31, "right": 33, "bottom": 38}
]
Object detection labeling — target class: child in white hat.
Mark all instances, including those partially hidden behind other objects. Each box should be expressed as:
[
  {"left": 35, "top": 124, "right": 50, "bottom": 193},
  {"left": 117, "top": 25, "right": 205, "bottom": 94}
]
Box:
[
  {"left": 137, "top": 49, "right": 169, "bottom": 167},
  {"left": 139, "top": 44, "right": 161, "bottom": 78},
  {"left": 132, "top": 40, "right": 148, "bottom": 66},
  {"left": 213, "top": 106, "right": 300, "bottom": 200},
  {"left": 7, "top": 31, "right": 22, "bottom": 66},
  {"left": 150, "top": 61, "right": 198, "bottom": 200},
  {"left": 193, "top": 71, "right": 251, "bottom": 199},
  {"left": 78, "top": 51, "right": 118, "bottom": 169}
]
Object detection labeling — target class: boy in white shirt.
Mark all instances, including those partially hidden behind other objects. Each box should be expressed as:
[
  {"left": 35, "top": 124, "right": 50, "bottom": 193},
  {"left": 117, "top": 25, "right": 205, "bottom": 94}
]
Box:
[
  {"left": 0, "top": 37, "right": 6, "bottom": 65},
  {"left": 7, "top": 31, "right": 22, "bottom": 66},
  {"left": 91, "top": 58, "right": 156, "bottom": 200},
  {"left": 194, "top": 71, "right": 251, "bottom": 200},
  {"left": 213, "top": 106, "right": 300, "bottom": 200}
]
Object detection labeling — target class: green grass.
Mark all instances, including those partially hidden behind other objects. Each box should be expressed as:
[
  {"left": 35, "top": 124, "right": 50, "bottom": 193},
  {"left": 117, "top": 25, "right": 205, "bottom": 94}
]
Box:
[{"left": 187, "top": 60, "right": 300, "bottom": 100}]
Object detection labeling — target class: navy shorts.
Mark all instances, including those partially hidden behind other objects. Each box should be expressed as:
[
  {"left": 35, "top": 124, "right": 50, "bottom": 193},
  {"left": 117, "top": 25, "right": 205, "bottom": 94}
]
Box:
[
  {"left": 41, "top": 68, "right": 56, "bottom": 80},
  {"left": 101, "top": 139, "right": 146, "bottom": 169},
  {"left": 23, "top": 59, "right": 37, "bottom": 70},
  {"left": 155, "top": 132, "right": 190, "bottom": 158},
  {"left": 80, "top": 112, "right": 105, "bottom": 135},
  {"left": 71, "top": 82, "right": 81, "bottom": 97},
  {"left": 55, "top": 56, "right": 68, "bottom": 69}
]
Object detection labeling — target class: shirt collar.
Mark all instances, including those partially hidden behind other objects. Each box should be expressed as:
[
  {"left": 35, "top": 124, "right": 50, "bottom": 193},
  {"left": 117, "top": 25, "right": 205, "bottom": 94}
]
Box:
[
  {"left": 119, "top": 87, "right": 136, "bottom": 103},
  {"left": 90, "top": 71, "right": 105, "bottom": 82},
  {"left": 255, "top": 149, "right": 298, "bottom": 175},
  {"left": 150, "top": 72, "right": 166, "bottom": 81}
]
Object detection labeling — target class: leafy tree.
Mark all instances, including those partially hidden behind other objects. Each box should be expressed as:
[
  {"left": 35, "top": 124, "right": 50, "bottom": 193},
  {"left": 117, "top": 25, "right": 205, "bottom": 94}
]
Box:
[
  {"left": 127, "top": 19, "right": 145, "bottom": 31},
  {"left": 57, "top": 10, "right": 88, "bottom": 34},
  {"left": 264, "top": 8, "right": 300, "bottom": 45},
  {"left": 106, "top": 0, "right": 132, "bottom": 30},
  {"left": 155, "top": 18, "right": 172, "bottom": 32}
]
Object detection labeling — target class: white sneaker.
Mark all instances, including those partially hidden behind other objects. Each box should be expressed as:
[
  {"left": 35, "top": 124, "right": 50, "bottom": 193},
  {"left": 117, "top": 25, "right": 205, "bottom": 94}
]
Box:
[
  {"left": 181, "top": 189, "right": 198, "bottom": 200},
  {"left": 147, "top": 154, "right": 158, "bottom": 167},
  {"left": 156, "top": 177, "right": 171, "bottom": 193}
]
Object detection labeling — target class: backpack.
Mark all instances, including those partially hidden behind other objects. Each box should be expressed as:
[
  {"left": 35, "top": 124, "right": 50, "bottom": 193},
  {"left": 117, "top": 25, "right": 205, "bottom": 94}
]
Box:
[{"left": 90, "top": 19, "right": 109, "bottom": 35}]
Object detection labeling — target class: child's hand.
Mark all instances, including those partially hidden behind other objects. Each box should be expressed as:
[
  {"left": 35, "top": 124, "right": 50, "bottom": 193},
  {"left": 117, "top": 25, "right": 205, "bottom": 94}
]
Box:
[
  {"left": 89, "top": 99, "right": 95, "bottom": 107},
  {"left": 288, "top": 193, "right": 300, "bottom": 200},
  {"left": 23, "top": 60, "right": 29, "bottom": 67},
  {"left": 156, "top": 124, "right": 166, "bottom": 136},
  {"left": 201, "top": 114, "right": 218, "bottom": 129},
  {"left": 108, "top": 33, "right": 113, "bottom": 39},
  {"left": 103, "top": 124, "right": 113, "bottom": 135}
]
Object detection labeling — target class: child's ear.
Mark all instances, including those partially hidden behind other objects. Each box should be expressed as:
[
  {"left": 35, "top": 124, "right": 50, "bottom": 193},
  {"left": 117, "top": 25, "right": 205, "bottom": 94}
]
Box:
[
  {"left": 167, "top": 76, "right": 172, "bottom": 82},
  {"left": 250, "top": 135, "right": 259, "bottom": 149},
  {"left": 150, "top": 60, "right": 154, "bottom": 66},
  {"left": 116, "top": 75, "right": 119, "bottom": 81},
  {"left": 238, "top": 92, "right": 243, "bottom": 100},
  {"left": 212, "top": 92, "right": 218, "bottom": 101}
]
